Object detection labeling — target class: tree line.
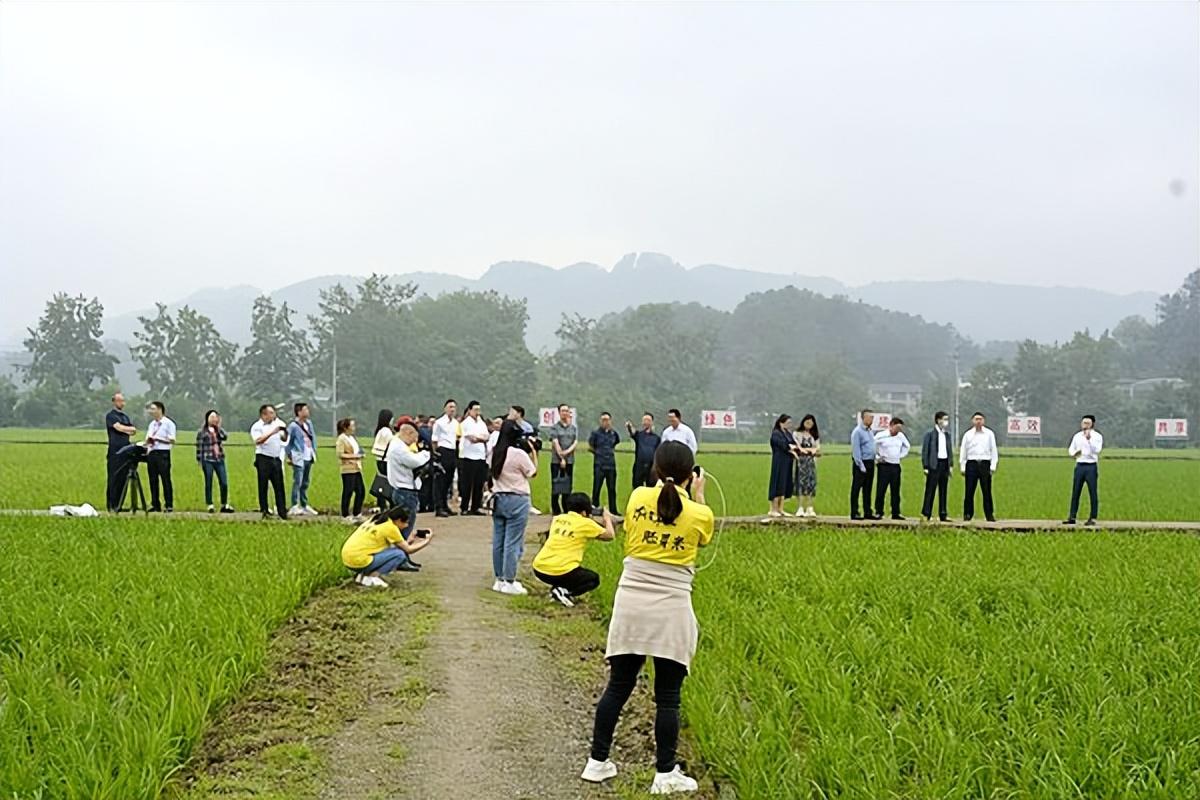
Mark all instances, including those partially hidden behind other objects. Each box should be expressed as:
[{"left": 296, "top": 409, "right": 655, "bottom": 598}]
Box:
[{"left": 2, "top": 270, "right": 1196, "bottom": 448}]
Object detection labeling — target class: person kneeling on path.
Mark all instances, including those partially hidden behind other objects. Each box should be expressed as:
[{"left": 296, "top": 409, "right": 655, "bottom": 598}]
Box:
[
  {"left": 581, "top": 441, "right": 712, "bottom": 795},
  {"left": 533, "top": 492, "right": 615, "bottom": 607},
  {"left": 340, "top": 506, "right": 432, "bottom": 588}
]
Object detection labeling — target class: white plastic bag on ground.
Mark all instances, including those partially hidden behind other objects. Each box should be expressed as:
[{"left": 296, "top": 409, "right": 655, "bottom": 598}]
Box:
[{"left": 49, "top": 503, "right": 99, "bottom": 517}]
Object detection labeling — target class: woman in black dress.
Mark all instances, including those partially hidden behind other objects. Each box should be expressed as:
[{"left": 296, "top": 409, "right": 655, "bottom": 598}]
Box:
[{"left": 766, "top": 414, "right": 796, "bottom": 518}]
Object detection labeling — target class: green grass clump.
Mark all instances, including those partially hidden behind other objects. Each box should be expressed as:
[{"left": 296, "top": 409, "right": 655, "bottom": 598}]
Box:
[{"left": 0, "top": 517, "right": 348, "bottom": 800}]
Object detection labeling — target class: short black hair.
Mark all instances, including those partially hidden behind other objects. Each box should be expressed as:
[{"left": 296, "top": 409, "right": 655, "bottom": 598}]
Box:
[
  {"left": 668, "top": 408, "right": 681, "bottom": 418},
  {"left": 972, "top": 411, "right": 985, "bottom": 419},
  {"left": 644, "top": 412, "right": 654, "bottom": 420},
  {"left": 861, "top": 408, "right": 873, "bottom": 417},
  {"left": 259, "top": 404, "right": 274, "bottom": 415},
  {"left": 558, "top": 403, "right": 570, "bottom": 412},
  {"left": 934, "top": 411, "right": 948, "bottom": 423},
  {"left": 511, "top": 404, "right": 525, "bottom": 417},
  {"left": 466, "top": 400, "right": 480, "bottom": 411},
  {"left": 890, "top": 417, "right": 904, "bottom": 426},
  {"left": 600, "top": 411, "right": 611, "bottom": 418},
  {"left": 294, "top": 402, "right": 307, "bottom": 416},
  {"left": 1082, "top": 414, "right": 1096, "bottom": 424},
  {"left": 564, "top": 492, "right": 592, "bottom": 515},
  {"left": 444, "top": 398, "right": 456, "bottom": 408},
  {"left": 149, "top": 400, "right": 165, "bottom": 413}
]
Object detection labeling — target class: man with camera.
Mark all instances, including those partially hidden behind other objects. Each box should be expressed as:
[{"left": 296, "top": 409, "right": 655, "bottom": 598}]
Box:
[
  {"left": 386, "top": 420, "right": 433, "bottom": 541},
  {"left": 104, "top": 393, "right": 138, "bottom": 512},
  {"left": 251, "top": 404, "right": 289, "bottom": 520}
]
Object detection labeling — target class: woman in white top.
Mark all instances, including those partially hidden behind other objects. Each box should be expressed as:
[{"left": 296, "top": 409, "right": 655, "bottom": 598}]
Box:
[
  {"left": 337, "top": 417, "right": 366, "bottom": 522},
  {"left": 371, "top": 409, "right": 394, "bottom": 509},
  {"left": 489, "top": 420, "right": 538, "bottom": 596}
]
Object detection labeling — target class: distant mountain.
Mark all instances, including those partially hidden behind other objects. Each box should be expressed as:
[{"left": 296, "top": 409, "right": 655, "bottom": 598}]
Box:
[{"left": 94, "top": 253, "right": 1158, "bottom": 352}]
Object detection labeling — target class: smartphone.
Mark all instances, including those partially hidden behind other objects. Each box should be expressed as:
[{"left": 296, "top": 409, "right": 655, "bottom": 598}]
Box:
[
  {"left": 415, "top": 528, "right": 431, "bottom": 539},
  {"left": 693, "top": 466, "right": 703, "bottom": 479}
]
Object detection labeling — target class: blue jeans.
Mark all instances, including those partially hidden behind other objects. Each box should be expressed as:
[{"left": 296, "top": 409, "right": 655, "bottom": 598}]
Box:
[
  {"left": 201, "top": 460, "right": 229, "bottom": 506},
  {"left": 391, "top": 487, "right": 419, "bottom": 540},
  {"left": 291, "top": 460, "right": 313, "bottom": 507},
  {"left": 492, "top": 492, "right": 530, "bottom": 581},
  {"left": 352, "top": 546, "right": 409, "bottom": 576}
]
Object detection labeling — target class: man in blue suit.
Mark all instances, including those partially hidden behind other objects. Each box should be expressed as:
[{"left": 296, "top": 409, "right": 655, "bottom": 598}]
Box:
[{"left": 921, "top": 411, "right": 953, "bottom": 522}]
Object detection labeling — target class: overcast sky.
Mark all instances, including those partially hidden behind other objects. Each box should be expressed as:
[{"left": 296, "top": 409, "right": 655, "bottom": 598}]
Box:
[{"left": 1, "top": 1, "right": 1197, "bottom": 342}]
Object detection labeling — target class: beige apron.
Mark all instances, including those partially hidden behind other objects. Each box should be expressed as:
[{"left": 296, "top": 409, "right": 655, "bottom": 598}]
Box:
[{"left": 605, "top": 556, "right": 698, "bottom": 669}]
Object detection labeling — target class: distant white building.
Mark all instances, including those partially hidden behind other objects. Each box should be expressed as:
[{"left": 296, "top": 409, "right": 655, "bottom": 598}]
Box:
[{"left": 868, "top": 383, "right": 923, "bottom": 415}]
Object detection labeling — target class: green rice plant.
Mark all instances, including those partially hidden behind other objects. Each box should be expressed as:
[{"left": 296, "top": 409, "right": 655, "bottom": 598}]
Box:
[{"left": 0, "top": 517, "right": 349, "bottom": 800}]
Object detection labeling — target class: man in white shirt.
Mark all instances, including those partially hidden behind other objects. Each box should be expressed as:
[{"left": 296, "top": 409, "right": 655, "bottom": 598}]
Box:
[
  {"left": 143, "top": 400, "right": 177, "bottom": 513},
  {"left": 431, "top": 399, "right": 460, "bottom": 517},
  {"left": 873, "top": 417, "right": 910, "bottom": 520},
  {"left": 1064, "top": 414, "right": 1103, "bottom": 525},
  {"left": 659, "top": 408, "right": 698, "bottom": 454},
  {"left": 251, "top": 403, "right": 290, "bottom": 519},
  {"left": 387, "top": 421, "right": 432, "bottom": 541},
  {"left": 458, "top": 401, "right": 490, "bottom": 515},
  {"left": 959, "top": 412, "right": 999, "bottom": 522}
]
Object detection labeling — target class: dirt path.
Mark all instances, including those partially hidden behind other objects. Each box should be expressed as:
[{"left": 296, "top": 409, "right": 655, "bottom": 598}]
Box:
[{"left": 320, "top": 512, "right": 618, "bottom": 800}]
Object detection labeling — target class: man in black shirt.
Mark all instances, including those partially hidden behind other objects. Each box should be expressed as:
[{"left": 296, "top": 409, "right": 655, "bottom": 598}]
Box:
[
  {"left": 588, "top": 412, "right": 621, "bottom": 516},
  {"left": 105, "top": 393, "right": 137, "bottom": 512},
  {"left": 625, "top": 413, "right": 660, "bottom": 489}
]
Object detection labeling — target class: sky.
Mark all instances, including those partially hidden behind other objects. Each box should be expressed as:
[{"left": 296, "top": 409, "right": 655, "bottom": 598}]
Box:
[{"left": 1, "top": 1, "right": 1197, "bottom": 344}]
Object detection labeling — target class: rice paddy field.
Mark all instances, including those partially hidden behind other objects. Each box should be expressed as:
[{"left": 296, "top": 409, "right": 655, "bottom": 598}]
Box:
[
  {"left": 2, "top": 428, "right": 1199, "bottom": 799},
  {"left": 1, "top": 428, "right": 1198, "bottom": 521}
]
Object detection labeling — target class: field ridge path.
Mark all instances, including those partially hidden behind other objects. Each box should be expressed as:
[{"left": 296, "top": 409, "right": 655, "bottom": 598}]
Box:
[{"left": 322, "top": 513, "right": 609, "bottom": 800}]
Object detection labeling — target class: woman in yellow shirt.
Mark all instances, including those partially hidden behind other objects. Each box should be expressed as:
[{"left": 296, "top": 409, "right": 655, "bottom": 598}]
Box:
[
  {"left": 581, "top": 441, "right": 713, "bottom": 794},
  {"left": 532, "top": 492, "right": 615, "bottom": 607},
  {"left": 340, "top": 505, "right": 433, "bottom": 588}
]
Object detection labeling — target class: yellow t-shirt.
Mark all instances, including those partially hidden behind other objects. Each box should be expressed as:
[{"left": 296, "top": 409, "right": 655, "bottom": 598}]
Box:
[
  {"left": 341, "top": 520, "right": 404, "bottom": 569},
  {"left": 532, "top": 512, "right": 606, "bottom": 575},
  {"left": 623, "top": 485, "right": 714, "bottom": 566}
]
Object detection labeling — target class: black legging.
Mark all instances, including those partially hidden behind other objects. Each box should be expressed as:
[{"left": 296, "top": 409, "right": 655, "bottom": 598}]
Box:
[
  {"left": 341, "top": 472, "right": 365, "bottom": 517},
  {"left": 591, "top": 654, "right": 687, "bottom": 773},
  {"left": 534, "top": 566, "right": 600, "bottom": 597}
]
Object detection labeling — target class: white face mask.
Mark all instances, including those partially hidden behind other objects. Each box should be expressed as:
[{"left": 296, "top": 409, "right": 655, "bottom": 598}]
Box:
[{"left": 938, "top": 420, "right": 949, "bottom": 430}]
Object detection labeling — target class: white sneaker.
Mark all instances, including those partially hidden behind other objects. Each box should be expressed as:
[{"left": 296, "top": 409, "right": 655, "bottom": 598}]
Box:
[
  {"left": 354, "top": 573, "right": 364, "bottom": 585},
  {"left": 500, "top": 581, "right": 528, "bottom": 596},
  {"left": 304, "top": 506, "right": 320, "bottom": 516},
  {"left": 580, "top": 757, "right": 618, "bottom": 783},
  {"left": 793, "top": 509, "right": 806, "bottom": 517},
  {"left": 207, "top": 504, "right": 215, "bottom": 513},
  {"left": 768, "top": 510, "right": 783, "bottom": 518},
  {"left": 550, "top": 586, "right": 575, "bottom": 607},
  {"left": 510, "top": 580, "right": 528, "bottom": 594},
  {"left": 530, "top": 505, "right": 544, "bottom": 516},
  {"left": 807, "top": 507, "right": 816, "bottom": 517},
  {"left": 650, "top": 765, "right": 698, "bottom": 794},
  {"left": 289, "top": 505, "right": 304, "bottom": 517},
  {"left": 364, "top": 576, "right": 388, "bottom": 588},
  {"left": 492, "top": 579, "right": 505, "bottom": 593}
]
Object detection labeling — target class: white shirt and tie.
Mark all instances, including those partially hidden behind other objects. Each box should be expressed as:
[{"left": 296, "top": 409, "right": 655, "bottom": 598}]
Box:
[
  {"left": 960, "top": 426, "right": 999, "bottom": 472},
  {"left": 432, "top": 415, "right": 458, "bottom": 451},
  {"left": 146, "top": 417, "right": 176, "bottom": 451},
  {"left": 874, "top": 430, "right": 911, "bottom": 464},
  {"left": 1068, "top": 430, "right": 1103, "bottom": 463},
  {"left": 660, "top": 422, "right": 698, "bottom": 454}
]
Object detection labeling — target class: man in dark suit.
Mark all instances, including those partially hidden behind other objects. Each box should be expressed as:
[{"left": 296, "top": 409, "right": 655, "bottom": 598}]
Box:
[{"left": 921, "top": 411, "right": 953, "bottom": 522}]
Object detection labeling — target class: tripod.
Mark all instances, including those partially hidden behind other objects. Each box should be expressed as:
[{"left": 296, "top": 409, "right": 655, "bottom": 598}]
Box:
[{"left": 119, "top": 465, "right": 149, "bottom": 515}]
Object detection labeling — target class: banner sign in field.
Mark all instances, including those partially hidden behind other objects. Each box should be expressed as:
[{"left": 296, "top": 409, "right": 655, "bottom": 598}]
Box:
[
  {"left": 700, "top": 410, "right": 737, "bottom": 430},
  {"left": 538, "top": 407, "right": 577, "bottom": 428},
  {"left": 1154, "top": 418, "right": 1189, "bottom": 438},
  {"left": 850, "top": 413, "right": 893, "bottom": 432},
  {"left": 1007, "top": 416, "right": 1042, "bottom": 435}
]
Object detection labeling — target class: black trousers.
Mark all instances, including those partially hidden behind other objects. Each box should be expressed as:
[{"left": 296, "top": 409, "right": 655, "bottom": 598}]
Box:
[
  {"left": 435, "top": 447, "right": 457, "bottom": 511},
  {"left": 146, "top": 450, "right": 174, "bottom": 511},
  {"left": 534, "top": 566, "right": 600, "bottom": 597},
  {"left": 1068, "top": 462, "right": 1099, "bottom": 521},
  {"left": 592, "top": 466, "right": 618, "bottom": 514},
  {"left": 550, "top": 462, "right": 574, "bottom": 514},
  {"left": 963, "top": 460, "right": 995, "bottom": 520},
  {"left": 341, "top": 472, "right": 365, "bottom": 517},
  {"left": 458, "top": 457, "right": 487, "bottom": 513},
  {"left": 850, "top": 459, "right": 875, "bottom": 517},
  {"left": 921, "top": 459, "right": 950, "bottom": 519},
  {"left": 591, "top": 654, "right": 687, "bottom": 773},
  {"left": 255, "top": 454, "right": 288, "bottom": 518},
  {"left": 632, "top": 460, "right": 654, "bottom": 490},
  {"left": 106, "top": 454, "right": 125, "bottom": 512},
  {"left": 874, "top": 462, "right": 902, "bottom": 518}
]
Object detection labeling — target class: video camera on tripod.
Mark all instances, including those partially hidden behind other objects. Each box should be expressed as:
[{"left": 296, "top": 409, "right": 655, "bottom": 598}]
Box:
[{"left": 112, "top": 442, "right": 151, "bottom": 513}]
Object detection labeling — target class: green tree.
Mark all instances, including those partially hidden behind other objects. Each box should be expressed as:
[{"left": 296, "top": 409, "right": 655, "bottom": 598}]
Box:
[
  {"left": 131, "top": 304, "right": 238, "bottom": 400},
  {"left": 21, "top": 293, "right": 118, "bottom": 391},
  {"left": 1155, "top": 269, "right": 1200, "bottom": 430},
  {"left": 958, "top": 360, "right": 1011, "bottom": 432},
  {"left": 0, "top": 376, "right": 19, "bottom": 426},
  {"left": 237, "top": 296, "right": 313, "bottom": 401}
]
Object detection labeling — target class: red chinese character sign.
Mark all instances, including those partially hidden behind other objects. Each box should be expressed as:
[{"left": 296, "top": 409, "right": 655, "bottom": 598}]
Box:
[
  {"left": 700, "top": 410, "right": 737, "bottom": 430},
  {"left": 1006, "top": 416, "right": 1042, "bottom": 436},
  {"left": 1154, "top": 418, "right": 1189, "bottom": 439},
  {"left": 539, "top": 407, "right": 577, "bottom": 428},
  {"left": 870, "top": 413, "right": 892, "bottom": 433}
]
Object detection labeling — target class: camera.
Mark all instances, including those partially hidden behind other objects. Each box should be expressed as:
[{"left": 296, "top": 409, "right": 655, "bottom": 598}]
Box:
[{"left": 414, "top": 457, "right": 446, "bottom": 483}]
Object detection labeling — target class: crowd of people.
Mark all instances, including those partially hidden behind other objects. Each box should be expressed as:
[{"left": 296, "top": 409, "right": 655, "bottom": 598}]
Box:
[{"left": 100, "top": 392, "right": 1108, "bottom": 795}]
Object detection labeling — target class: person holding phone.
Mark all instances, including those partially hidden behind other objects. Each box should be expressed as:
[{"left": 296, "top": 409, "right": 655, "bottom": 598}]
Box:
[
  {"left": 251, "top": 404, "right": 289, "bottom": 520},
  {"left": 581, "top": 441, "right": 712, "bottom": 795},
  {"left": 341, "top": 505, "right": 432, "bottom": 587},
  {"left": 532, "top": 492, "right": 615, "bottom": 607}
]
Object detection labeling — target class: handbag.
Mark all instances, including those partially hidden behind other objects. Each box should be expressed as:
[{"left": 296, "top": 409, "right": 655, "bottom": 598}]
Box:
[{"left": 369, "top": 474, "right": 392, "bottom": 501}]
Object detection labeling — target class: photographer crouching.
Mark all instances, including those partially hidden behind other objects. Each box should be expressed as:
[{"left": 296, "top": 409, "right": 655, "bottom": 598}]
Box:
[{"left": 385, "top": 419, "right": 443, "bottom": 542}]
